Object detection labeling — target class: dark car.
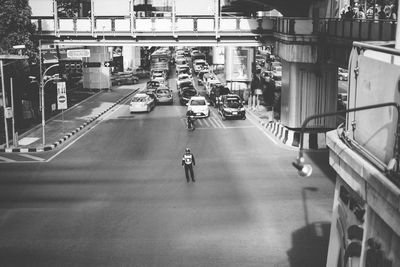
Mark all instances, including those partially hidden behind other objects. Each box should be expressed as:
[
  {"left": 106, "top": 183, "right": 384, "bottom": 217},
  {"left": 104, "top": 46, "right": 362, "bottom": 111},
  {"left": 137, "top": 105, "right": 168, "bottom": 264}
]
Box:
[
  {"left": 146, "top": 80, "right": 161, "bottom": 94},
  {"left": 111, "top": 72, "right": 139, "bottom": 86},
  {"left": 179, "top": 87, "right": 198, "bottom": 105},
  {"left": 209, "top": 84, "right": 230, "bottom": 107},
  {"left": 218, "top": 94, "right": 246, "bottom": 120},
  {"left": 178, "top": 80, "right": 194, "bottom": 94}
]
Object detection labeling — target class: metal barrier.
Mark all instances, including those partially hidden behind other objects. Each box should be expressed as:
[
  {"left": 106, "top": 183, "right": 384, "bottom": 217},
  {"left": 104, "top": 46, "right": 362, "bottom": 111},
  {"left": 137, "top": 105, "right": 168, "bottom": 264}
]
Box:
[{"left": 32, "top": 16, "right": 275, "bottom": 37}]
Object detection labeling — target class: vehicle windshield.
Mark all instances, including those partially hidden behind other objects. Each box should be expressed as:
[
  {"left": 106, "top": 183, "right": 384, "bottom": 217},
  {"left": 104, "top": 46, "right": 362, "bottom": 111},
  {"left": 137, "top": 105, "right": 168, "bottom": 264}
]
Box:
[
  {"left": 226, "top": 98, "right": 241, "bottom": 108},
  {"left": 178, "top": 75, "right": 189, "bottom": 80},
  {"left": 132, "top": 97, "right": 146, "bottom": 102},
  {"left": 157, "top": 89, "right": 170, "bottom": 94},
  {"left": 148, "top": 81, "right": 159, "bottom": 87},
  {"left": 190, "top": 99, "right": 206, "bottom": 105},
  {"left": 182, "top": 89, "right": 197, "bottom": 97}
]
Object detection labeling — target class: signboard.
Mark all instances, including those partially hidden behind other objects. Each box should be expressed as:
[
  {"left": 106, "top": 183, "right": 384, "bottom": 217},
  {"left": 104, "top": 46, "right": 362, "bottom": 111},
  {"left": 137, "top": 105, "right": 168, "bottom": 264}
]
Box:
[
  {"left": 67, "top": 49, "right": 90, "bottom": 58},
  {"left": 57, "top": 82, "right": 67, "bottom": 110},
  {"left": 83, "top": 62, "right": 101, "bottom": 68}
]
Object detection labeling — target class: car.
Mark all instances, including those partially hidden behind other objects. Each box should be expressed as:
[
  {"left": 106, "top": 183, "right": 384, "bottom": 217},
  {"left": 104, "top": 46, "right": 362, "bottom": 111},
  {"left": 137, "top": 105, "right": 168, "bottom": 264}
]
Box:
[
  {"left": 155, "top": 86, "right": 173, "bottom": 105},
  {"left": 218, "top": 94, "right": 246, "bottom": 120},
  {"left": 338, "top": 68, "right": 348, "bottom": 81},
  {"left": 176, "top": 73, "right": 192, "bottom": 88},
  {"left": 111, "top": 72, "right": 139, "bottom": 86},
  {"left": 129, "top": 93, "right": 156, "bottom": 113},
  {"left": 205, "top": 78, "right": 221, "bottom": 96},
  {"left": 176, "top": 65, "right": 192, "bottom": 77},
  {"left": 193, "top": 59, "right": 208, "bottom": 73},
  {"left": 197, "top": 68, "right": 211, "bottom": 84},
  {"left": 186, "top": 96, "right": 210, "bottom": 118},
  {"left": 130, "top": 66, "right": 150, "bottom": 79},
  {"left": 179, "top": 87, "right": 198, "bottom": 105},
  {"left": 146, "top": 80, "right": 161, "bottom": 94},
  {"left": 177, "top": 80, "right": 195, "bottom": 94},
  {"left": 256, "top": 54, "right": 266, "bottom": 67},
  {"left": 209, "top": 84, "right": 230, "bottom": 107}
]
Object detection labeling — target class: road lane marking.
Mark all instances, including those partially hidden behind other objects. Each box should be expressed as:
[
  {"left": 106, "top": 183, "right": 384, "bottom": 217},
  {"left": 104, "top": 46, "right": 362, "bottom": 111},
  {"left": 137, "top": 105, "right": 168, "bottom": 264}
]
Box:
[
  {"left": 0, "top": 156, "right": 16, "bottom": 162},
  {"left": 208, "top": 118, "right": 219, "bottom": 128},
  {"left": 213, "top": 117, "right": 225, "bottom": 128},
  {"left": 246, "top": 111, "right": 278, "bottom": 145},
  {"left": 19, "top": 154, "right": 45, "bottom": 161},
  {"left": 202, "top": 119, "right": 210, "bottom": 127}
]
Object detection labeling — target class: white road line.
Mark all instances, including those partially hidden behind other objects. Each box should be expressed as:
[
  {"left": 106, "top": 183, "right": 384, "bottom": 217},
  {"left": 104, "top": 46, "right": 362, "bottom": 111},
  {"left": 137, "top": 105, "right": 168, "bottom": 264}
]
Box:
[
  {"left": 19, "top": 154, "right": 45, "bottom": 161},
  {"left": 224, "top": 126, "right": 256, "bottom": 129},
  {"left": 208, "top": 118, "right": 219, "bottom": 128},
  {"left": 0, "top": 156, "right": 16, "bottom": 162},
  {"left": 213, "top": 117, "right": 226, "bottom": 128},
  {"left": 202, "top": 119, "right": 210, "bottom": 127}
]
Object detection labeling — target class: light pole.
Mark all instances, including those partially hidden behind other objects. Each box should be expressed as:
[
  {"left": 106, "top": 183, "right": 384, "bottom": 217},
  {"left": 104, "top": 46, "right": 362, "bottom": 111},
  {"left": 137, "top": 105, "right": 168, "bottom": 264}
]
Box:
[
  {"left": 39, "top": 65, "right": 60, "bottom": 147},
  {"left": 292, "top": 102, "right": 400, "bottom": 177}
]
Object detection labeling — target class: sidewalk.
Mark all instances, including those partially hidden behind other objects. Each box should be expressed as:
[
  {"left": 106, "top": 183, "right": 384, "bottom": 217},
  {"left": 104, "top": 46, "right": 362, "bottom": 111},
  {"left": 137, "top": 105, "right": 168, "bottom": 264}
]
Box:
[{"left": 0, "top": 86, "right": 140, "bottom": 153}]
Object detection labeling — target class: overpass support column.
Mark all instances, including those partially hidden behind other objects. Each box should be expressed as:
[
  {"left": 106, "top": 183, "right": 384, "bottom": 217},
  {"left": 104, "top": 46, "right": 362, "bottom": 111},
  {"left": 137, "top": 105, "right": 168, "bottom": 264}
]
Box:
[
  {"left": 83, "top": 46, "right": 111, "bottom": 90},
  {"left": 122, "top": 46, "right": 141, "bottom": 71},
  {"left": 280, "top": 60, "right": 338, "bottom": 129}
]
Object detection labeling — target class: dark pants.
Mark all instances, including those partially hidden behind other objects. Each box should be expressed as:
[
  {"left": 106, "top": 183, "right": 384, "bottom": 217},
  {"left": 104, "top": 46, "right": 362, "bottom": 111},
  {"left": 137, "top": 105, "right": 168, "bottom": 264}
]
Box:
[{"left": 184, "top": 164, "right": 195, "bottom": 181}]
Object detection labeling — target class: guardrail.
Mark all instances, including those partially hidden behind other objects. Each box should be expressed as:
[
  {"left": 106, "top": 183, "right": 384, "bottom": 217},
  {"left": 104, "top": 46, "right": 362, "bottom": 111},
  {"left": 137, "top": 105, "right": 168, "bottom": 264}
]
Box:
[
  {"left": 320, "top": 18, "right": 396, "bottom": 41},
  {"left": 31, "top": 16, "right": 275, "bottom": 37},
  {"left": 275, "top": 17, "right": 315, "bottom": 35}
]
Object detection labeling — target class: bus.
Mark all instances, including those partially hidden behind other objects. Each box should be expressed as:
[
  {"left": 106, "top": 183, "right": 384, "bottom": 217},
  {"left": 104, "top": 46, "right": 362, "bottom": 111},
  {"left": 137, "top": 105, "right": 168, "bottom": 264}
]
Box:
[{"left": 150, "top": 48, "right": 170, "bottom": 75}]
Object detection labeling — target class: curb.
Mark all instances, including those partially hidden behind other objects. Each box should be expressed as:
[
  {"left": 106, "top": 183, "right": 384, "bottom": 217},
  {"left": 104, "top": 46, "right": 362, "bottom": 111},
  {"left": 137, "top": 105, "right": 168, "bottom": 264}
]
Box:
[
  {"left": 261, "top": 120, "right": 327, "bottom": 149},
  {"left": 0, "top": 89, "right": 138, "bottom": 153},
  {"left": 246, "top": 108, "right": 327, "bottom": 149}
]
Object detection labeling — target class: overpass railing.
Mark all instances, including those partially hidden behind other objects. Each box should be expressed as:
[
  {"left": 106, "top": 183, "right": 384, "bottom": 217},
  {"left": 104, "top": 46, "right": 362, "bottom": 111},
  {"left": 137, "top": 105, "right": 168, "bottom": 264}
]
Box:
[
  {"left": 31, "top": 16, "right": 275, "bottom": 38},
  {"left": 275, "top": 17, "right": 315, "bottom": 35},
  {"left": 319, "top": 18, "right": 396, "bottom": 41}
]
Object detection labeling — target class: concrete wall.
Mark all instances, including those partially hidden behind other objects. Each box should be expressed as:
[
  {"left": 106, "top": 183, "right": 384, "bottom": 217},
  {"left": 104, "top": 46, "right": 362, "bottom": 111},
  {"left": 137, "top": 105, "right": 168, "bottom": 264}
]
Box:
[{"left": 280, "top": 61, "right": 338, "bottom": 129}]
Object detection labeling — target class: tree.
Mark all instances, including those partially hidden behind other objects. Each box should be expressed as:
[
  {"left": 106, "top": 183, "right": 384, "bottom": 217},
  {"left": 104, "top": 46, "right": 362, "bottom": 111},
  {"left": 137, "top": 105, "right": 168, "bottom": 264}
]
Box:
[
  {"left": 0, "top": 0, "right": 36, "bottom": 144},
  {"left": 0, "top": 0, "right": 36, "bottom": 56}
]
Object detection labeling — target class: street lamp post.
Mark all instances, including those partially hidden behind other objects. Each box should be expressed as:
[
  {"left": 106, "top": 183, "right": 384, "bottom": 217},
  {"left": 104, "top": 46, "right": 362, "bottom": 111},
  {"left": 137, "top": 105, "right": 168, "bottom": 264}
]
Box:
[{"left": 293, "top": 102, "right": 400, "bottom": 177}]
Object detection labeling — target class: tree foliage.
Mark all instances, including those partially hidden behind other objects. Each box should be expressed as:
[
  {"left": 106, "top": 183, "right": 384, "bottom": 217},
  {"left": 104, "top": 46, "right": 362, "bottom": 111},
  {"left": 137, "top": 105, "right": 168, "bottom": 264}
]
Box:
[{"left": 0, "top": 0, "right": 36, "bottom": 56}]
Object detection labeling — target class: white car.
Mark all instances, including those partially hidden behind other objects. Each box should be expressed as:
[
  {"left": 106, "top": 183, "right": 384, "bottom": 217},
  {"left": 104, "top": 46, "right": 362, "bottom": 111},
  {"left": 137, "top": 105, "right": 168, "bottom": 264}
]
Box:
[
  {"left": 193, "top": 59, "right": 208, "bottom": 74},
  {"left": 130, "top": 93, "right": 155, "bottom": 113},
  {"left": 186, "top": 96, "right": 210, "bottom": 118},
  {"left": 176, "top": 73, "right": 192, "bottom": 87}
]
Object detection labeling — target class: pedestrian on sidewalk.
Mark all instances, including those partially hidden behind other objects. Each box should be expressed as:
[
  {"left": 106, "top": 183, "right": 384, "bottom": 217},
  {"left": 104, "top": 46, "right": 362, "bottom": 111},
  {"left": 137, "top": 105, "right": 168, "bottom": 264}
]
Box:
[{"left": 182, "top": 148, "right": 195, "bottom": 182}]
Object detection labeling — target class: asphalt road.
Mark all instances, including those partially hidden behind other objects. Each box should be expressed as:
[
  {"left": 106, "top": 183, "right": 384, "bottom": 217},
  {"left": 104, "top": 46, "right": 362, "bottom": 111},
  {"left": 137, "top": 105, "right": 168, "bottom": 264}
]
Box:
[{"left": 0, "top": 75, "right": 336, "bottom": 267}]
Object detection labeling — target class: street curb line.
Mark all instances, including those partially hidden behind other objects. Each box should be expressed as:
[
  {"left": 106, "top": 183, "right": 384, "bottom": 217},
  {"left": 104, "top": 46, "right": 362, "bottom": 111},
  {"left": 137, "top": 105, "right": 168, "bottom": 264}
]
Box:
[
  {"left": 246, "top": 108, "right": 327, "bottom": 150},
  {"left": 0, "top": 89, "right": 138, "bottom": 153}
]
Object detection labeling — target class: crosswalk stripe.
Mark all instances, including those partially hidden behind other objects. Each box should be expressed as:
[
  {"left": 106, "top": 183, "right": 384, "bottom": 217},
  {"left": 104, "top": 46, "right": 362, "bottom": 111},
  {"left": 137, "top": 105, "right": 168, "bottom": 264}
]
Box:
[
  {"left": 202, "top": 119, "right": 210, "bottom": 127},
  {"left": 0, "top": 156, "right": 16, "bottom": 162},
  {"left": 213, "top": 117, "right": 225, "bottom": 128},
  {"left": 208, "top": 118, "right": 219, "bottom": 128},
  {"left": 19, "top": 154, "right": 45, "bottom": 161}
]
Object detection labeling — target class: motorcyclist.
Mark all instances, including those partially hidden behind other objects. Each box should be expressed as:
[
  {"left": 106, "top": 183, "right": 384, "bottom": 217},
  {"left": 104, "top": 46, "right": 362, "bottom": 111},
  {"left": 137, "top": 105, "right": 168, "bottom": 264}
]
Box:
[{"left": 186, "top": 109, "right": 196, "bottom": 129}]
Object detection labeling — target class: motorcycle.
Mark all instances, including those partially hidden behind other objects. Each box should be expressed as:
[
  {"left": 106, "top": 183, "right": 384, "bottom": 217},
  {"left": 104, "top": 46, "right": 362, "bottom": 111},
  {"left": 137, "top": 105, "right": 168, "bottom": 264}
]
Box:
[{"left": 187, "top": 115, "right": 196, "bottom": 131}]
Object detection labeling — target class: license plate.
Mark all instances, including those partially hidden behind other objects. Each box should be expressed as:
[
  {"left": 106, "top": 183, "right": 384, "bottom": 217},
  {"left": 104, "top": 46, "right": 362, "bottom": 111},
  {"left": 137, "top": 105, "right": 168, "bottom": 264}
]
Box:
[
  {"left": 196, "top": 113, "right": 201, "bottom": 116},
  {"left": 233, "top": 112, "right": 238, "bottom": 115}
]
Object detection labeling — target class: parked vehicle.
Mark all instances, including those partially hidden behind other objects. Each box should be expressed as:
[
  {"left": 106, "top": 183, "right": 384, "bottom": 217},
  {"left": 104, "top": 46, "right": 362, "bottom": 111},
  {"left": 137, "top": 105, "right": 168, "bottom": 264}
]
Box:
[
  {"left": 129, "top": 93, "right": 156, "bottom": 113},
  {"left": 218, "top": 94, "right": 246, "bottom": 120},
  {"left": 186, "top": 96, "right": 210, "bottom": 118},
  {"left": 176, "top": 73, "right": 192, "bottom": 88},
  {"left": 111, "top": 72, "right": 139, "bottom": 86},
  {"left": 130, "top": 66, "right": 150, "bottom": 79},
  {"left": 155, "top": 86, "right": 173, "bottom": 105}
]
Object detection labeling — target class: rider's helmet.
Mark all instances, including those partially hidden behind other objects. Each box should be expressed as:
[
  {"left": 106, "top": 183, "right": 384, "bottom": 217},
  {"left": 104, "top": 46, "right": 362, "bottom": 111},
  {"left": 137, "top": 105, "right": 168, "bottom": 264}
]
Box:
[{"left": 186, "top": 148, "right": 190, "bottom": 153}]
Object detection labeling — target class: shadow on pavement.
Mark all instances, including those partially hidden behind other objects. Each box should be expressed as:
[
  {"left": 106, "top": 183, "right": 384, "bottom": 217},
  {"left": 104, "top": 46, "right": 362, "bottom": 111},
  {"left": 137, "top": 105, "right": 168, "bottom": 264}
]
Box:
[{"left": 287, "top": 221, "right": 331, "bottom": 267}]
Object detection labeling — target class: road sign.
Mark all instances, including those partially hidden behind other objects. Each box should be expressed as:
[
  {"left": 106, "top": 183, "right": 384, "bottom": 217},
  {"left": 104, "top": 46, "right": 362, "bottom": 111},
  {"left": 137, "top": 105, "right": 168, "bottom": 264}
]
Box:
[
  {"left": 67, "top": 49, "right": 90, "bottom": 58},
  {"left": 57, "top": 82, "right": 67, "bottom": 110}
]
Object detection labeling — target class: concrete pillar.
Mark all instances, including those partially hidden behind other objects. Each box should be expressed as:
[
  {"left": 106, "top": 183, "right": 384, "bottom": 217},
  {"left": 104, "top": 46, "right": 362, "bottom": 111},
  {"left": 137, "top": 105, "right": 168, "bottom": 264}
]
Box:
[
  {"left": 280, "top": 60, "right": 338, "bottom": 129},
  {"left": 122, "top": 46, "right": 141, "bottom": 70},
  {"left": 83, "top": 46, "right": 110, "bottom": 90}
]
